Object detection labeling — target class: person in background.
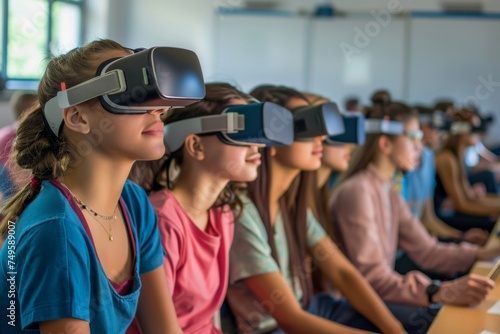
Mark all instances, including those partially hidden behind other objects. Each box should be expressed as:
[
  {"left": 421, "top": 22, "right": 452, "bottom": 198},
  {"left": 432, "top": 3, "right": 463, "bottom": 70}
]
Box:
[
  {"left": 330, "top": 102, "right": 500, "bottom": 326},
  {"left": 370, "top": 89, "right": 391, "bottom": 106},
  {"left": 434, "top": 109, "right": 500, "bottom": 233},
  {"left": 344, "top": 97, "right": 362, "bottom": 113},
  {"left": 464, "top": 112, "right": 500, "bottom": 192},
  {"left": 402, "top": 106, "right": 488, "bottom": 245},
  {"left": 227, "top": 85, "right": 406, "bottom": 334},
  {"left": 0, "top": 91, "right": 37, "bottom": 204}
]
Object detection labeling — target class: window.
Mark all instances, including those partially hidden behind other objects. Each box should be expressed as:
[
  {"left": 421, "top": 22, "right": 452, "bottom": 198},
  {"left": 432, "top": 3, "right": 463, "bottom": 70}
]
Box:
[{"left": 0, "top": 0, "right": 83, "bottom": 89}]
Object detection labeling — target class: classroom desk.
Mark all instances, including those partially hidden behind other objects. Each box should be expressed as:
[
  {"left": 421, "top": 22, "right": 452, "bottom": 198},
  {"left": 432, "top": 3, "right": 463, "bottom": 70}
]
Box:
[{"left": 427, "top": 221, "right": 500, "bottom": 334}]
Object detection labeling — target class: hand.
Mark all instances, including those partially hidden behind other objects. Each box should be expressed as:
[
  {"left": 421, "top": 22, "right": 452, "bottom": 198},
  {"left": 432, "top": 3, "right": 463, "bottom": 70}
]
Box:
[
  {"left": 472, "top": 183, "right": 487, "bottom": 198},
  {"left": 462, "top": 228, "right": 489, "bottom": 246},
  {"left": 435, "top": 274, "right": 494, "bottom": 306}
]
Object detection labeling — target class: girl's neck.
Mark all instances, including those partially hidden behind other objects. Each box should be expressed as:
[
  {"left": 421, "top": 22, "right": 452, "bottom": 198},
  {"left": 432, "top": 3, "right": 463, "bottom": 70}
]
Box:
[
  {"left": 268, "top": 159, "right": 301, "bottom": 223},
  {"left": 316, "top": 165, "right": 333, "bottom": 189},
  {"left": 59, "top": 157, "right": 133, "bottom": 215},
  {"left": 171, "top": 166, "right": 227, "bottom": 226},
  {"left": 372, "top": 155, "right": 397, "bottom": 182}
]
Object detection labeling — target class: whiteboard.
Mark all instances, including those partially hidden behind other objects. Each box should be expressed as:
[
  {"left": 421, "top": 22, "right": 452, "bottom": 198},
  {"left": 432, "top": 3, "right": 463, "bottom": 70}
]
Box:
[
  {"left": 408, "top": 17, "right": 500, "bottom": 109},
  {"left": 213, "top": 13, "right": 309, "bottom": 92},
  {"left": 308, "top": 17, "right": 408, "bottom": 107},
  {"left": 407, "top": 17, "right": 500, "bottom": 145}
]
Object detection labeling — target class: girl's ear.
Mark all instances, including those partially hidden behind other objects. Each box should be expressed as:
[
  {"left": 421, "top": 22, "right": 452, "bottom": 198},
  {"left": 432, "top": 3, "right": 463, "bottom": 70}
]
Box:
[
  {"left": 184, "top": 134, "right": 205, "bottom": 161},
  {"left": 378, "top": 135, "right": 393, "bottom": 156},
  {"left": 62, "top": 105, "right": 90, "bottom": 135}
]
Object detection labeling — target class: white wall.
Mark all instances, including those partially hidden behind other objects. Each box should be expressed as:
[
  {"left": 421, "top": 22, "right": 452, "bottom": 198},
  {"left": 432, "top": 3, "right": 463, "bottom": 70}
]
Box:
[{"left": 3, "top": 0, "right": 500, "bottom": 146}]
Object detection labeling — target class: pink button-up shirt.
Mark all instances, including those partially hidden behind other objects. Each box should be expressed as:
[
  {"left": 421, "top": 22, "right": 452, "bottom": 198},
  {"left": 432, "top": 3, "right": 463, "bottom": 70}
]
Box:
[{"left": 330, "top": 164, "right": 479, "bottom": 306}]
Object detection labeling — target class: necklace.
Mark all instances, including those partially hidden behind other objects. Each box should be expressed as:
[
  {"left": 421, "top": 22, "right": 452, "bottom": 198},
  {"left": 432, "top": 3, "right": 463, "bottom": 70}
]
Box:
[
  {"left": 87, "top": 212, "right": 116, "bottom": 241},
  {"left": 72, "top": 197, "right": 117, "bottom": 220},
  {"left": 60, "top": 183, "right": 118, "bottom": 241}
]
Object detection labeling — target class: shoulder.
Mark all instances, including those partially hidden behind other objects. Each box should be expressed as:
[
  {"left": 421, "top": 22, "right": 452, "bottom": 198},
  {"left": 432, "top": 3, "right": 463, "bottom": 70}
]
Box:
[
  {"left": 435, "top": 149, "right": 455, "bottom": 164},
  {"left": 148, "top": 188, "right": 177, "bottom": 215},
  {"left": 149, "top": 190, "right": 188, "bottom": 235},
  {"left": 16, "top": 181, "right": 80, "bottom": 232},
  {"left": 121, "top": 180, "right": 149, "bottom": 205},
  {"left": 236, "top": 195, "right": 262, "bottom": 223},
  {"left": 333, "top": 171, "right": 372, "bottom": 200}
]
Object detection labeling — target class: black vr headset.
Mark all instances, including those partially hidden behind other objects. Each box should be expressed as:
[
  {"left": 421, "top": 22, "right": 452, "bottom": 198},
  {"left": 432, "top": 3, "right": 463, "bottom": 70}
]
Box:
[
  {"left": 292, "top": 102, "right": 344, "bottom": 141},
  {"left": 44, "top": 47, "right": 205, "bottom": 137},
  {"left": 325, "top": 112, "right": 365, "bottom": 145},
  {"left": 163, "top": 102, "right": 294, "bottom": 153}
]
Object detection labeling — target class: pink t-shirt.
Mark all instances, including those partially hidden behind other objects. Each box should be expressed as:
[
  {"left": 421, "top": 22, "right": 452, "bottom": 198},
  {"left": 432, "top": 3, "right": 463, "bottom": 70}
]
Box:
[
  {"left": 149, "top": 189, "right": 235, "bottom": 334},
  {"left": 0, "top": 124, "right": 16, "bottom": 166}
]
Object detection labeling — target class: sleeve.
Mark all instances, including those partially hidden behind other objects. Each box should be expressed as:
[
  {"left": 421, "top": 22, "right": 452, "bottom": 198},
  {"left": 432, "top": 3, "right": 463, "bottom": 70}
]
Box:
[
  {"left": 17, "top": 220, "right": 91, "bottom": 329},
  {"left": 155, "top": 212, "right": 184, "bottom": 295},
  {"left": 128, "top": 183, "right": 164, "bottom": 275},
  {"left": 306, "top": 209, "right": 326, "bottom": 247},
  {"left": 331, "top": 182, "right": 433, "bottom": 306},
  {"left": 395, "top": 193, "right": 479, "bottom": 275},
  {"left": 229, "top": 201, "right": 281, "bottom": 284}
]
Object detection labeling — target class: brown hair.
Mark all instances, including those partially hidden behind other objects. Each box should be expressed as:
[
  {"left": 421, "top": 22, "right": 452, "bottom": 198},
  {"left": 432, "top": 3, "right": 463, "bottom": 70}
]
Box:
[
  {"left": 339, "top": 102, "right": 418, "bottom": 185},
  {"left": 249, "top": 85, "right": 314, "bottom": 307},
  {"left": 250, "top": 85, "right": 308, "bottom": 108},
  {"left": 0, "top": 39, "right": 127, "bottom": 235}
]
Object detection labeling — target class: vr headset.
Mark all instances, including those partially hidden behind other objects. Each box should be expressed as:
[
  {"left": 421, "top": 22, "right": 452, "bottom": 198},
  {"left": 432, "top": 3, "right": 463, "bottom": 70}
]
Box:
[
  {"left": 325, "top": 112, "right": 365, "bottom": 145},
  {"left": 418, "top": 110, "right": 445, "bottom": 129},
  {"left": 365, "top": 118, "right": 423, "bottom": 141},
  {"left": 44, "top": 47, "right": 205, "bottom": 137},
  {"left": 365, "top": 118, "right": 404, "bottom": 135},
  {"left": 292, "top": 102, "right": 344, "bottom": 141},
  {"left": 163, "top": 102, "right": 294, "bottom": 153},
  {"left": 445, "top": 121, "right": 482, "bottom": 135}
]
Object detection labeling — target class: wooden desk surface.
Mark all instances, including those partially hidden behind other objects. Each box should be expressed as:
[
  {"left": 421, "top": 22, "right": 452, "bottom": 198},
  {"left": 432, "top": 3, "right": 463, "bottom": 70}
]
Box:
[{"left": 428, "top": 221, "right": 500, "bottom": 334}]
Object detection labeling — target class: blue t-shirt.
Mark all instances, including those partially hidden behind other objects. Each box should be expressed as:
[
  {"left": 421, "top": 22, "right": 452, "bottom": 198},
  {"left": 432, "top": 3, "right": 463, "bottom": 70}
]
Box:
[
  {"left": 0, "top": 180, "right": 164, "bottom": 333},
  {"left": 401, "top": 147, "right": 436, "bottom": 218}
]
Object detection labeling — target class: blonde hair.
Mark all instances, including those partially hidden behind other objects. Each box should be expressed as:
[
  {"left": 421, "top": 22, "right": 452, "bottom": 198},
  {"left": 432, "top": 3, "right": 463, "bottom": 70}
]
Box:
[{"left": 0, "top": 39, "right": 127, "bottom": 235}]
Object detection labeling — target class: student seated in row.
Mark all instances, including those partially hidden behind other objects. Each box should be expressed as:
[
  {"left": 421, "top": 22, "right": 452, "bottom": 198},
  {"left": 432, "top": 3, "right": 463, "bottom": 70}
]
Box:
[
  {"left": 133, "top": 83, "right": 283, "bottom": 333},
  {"left": 227, "top": 85, "right": 406, "bottom": 334},
  {"left": 330, "top": 103, "right": 500, "bottom": 317},
  {"left": 434, "top": 109, "right": 500, "bottom": 233},
  {"left": 0, "top": 39, "right": 193, "bottom": 333},
  {"left": 402, "top": 106, "right": 488, "bottom": 245}
]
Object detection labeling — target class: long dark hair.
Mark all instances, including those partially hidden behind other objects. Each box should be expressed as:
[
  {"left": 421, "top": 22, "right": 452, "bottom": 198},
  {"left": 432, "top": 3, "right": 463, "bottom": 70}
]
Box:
[{"left": 248, "top": 85, "right": 314, "bottom": 307}]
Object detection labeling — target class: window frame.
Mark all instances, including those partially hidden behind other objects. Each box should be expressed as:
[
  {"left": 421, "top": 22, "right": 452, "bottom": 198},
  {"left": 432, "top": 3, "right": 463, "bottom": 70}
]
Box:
[{"left": 0, "top": 0, "right": 84, "bottom": 89}]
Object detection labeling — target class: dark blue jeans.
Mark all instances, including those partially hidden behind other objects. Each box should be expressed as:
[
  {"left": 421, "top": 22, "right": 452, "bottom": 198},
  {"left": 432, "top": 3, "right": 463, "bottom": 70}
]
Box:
[{"left": 269, "top": 293, "right": 439, "bottom": 334}]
